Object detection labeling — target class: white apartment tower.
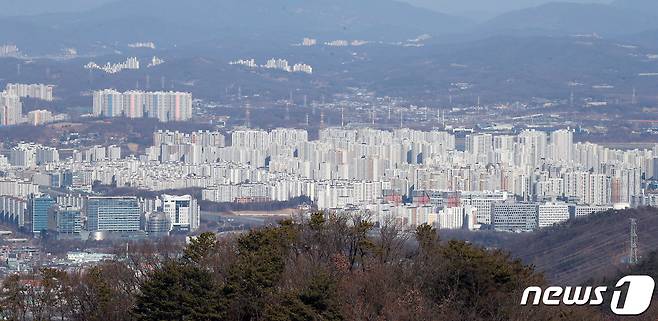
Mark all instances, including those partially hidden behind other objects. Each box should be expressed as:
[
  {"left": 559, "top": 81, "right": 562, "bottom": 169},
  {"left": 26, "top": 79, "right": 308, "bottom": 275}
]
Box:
[
  {"left": 550, "top": 129, "right": 573, "bottom": 163},
  {"left": 0, "top": 92, "right": 22, "bottom": 126},
  {"left": 465, "top": 134, "right": 493, "bottom": 164},
  {"left": 161, "top": 194, "right": 200, "bottom": 231}
]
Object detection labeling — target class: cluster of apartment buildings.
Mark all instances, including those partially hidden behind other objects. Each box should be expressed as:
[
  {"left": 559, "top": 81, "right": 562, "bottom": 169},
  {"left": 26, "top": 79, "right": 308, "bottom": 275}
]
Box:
[
  {"left": 0, "top": 83, "right": 62, "bottom": 126},
  {"left": 7, "top": 143, "right": 60, "bottom": 168},
  {"left": 5, "top": 83, "right": 54, "bottom": 101},
  {"left": 229, "top": 58, "right": 313, "bottom": 74},
  {"left": 147, "top": 56, "right": 165, "bottom": 67},
  {"left": 2, "top": 127, "right": 657, "bottom": 233},
  {"left": 92, "top": 89, "right": 193, "bottom": 122},
  {"left": 296, "top": 38, "right": 368, "bottom": 47},
  {"left": 324, "top": 40, "right": 368, "bottom": 47},
  {"left": 128, "top": 42, "right": 155, "bottom": 49},
  {"left": 84, "top": 57, "right": 140, "bottom": 74}
]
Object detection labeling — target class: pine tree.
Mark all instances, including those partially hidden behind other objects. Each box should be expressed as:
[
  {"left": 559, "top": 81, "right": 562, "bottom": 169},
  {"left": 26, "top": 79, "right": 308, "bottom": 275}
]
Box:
[{"left": 134, "top": 261, "right": 222, "bottom": 321}]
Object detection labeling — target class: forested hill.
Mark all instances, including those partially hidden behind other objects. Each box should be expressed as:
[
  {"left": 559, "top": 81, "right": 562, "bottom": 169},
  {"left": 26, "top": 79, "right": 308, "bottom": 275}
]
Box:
[
  {"left": 444, "top": 207, "right": 658, "bottom": 284},
  {"left": 0, "top": 214, "right": 600, "bottom": 320},
  {"left": 3, "top": 210, "right": 658, "bottom": 319}
]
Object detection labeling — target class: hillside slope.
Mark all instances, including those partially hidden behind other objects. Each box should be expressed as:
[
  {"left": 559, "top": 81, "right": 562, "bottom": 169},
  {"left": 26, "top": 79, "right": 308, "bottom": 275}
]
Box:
[
  {"left": 612, "top": 0, "right": 658, "bottom": 11},
  {"left": 478, "top": 2, "right": 658, "bottom": 37},
  {"left": 444, "top": 207, "right": 658, "bottom": 284}
]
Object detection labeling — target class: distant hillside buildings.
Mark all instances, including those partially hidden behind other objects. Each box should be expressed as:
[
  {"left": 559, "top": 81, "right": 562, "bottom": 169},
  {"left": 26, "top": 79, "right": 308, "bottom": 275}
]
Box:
[
  {"left": 297, "top": 37, "right": 373, "bottom": 47},
  {"left": 147, "top": 56, "right": 165, "bottom": 68},
  {"left": 230, "top": 59, "right": 257, "bottom": 68},
  {"left": 325, "top": 40, "right": 350, "bottom": 47},
  {"left": 230, "top": 58, "right": 313, "bottom": 74},
  {"left": 85, "top": 57, "right": 140, "bottom": 74},
  {"left": 302, "top": 38, "right": 317, "bottom": 46},
  {"left": 263, "top": 58, "right": 313, "bottom": 74},
  {"left": 128, "top": 42, "right": 156, "bottom": 49},
  {"left": 92, "top": 89, "right": 193, "bottom": 122},
  {"left": 292, "top": 63, "right": 313, "bottom": 74},
  {"left": 323, "top": 40, "right": 368, "bottom": 47}
]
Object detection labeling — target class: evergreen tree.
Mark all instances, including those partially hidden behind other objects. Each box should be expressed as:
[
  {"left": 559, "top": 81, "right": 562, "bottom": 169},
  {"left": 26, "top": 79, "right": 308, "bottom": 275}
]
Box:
[{"left": 134, "top": 261, "right": 222, "bottom": 321}]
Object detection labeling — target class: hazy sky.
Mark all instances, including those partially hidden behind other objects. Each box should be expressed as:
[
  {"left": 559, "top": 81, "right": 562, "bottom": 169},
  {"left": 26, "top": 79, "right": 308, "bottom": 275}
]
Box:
[
  {"left": 402, "top": 0, "right": 612, "bottom": 20},
  {"left": 0, "top": 0, "right": 613, "bottom": 20},
  {"left": 0, "top": 0, "right": 113, "bottom": 16}
]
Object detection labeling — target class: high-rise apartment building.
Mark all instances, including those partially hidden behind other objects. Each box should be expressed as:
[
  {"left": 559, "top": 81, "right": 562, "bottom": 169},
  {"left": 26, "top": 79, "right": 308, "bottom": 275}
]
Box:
[
  {"left": 162, "top": 194, "right": 200, "bottom": 231},
  {"left": 6, "top": 83, "right": 54, "bottom": 101},
  {"left": 92, "top": 89, "right": 123, "bottom": 117},
  {"left": 27, "top": 110, "right": 54, "bottom": 125},
  {"left": 9, "top": 143, "right": 59, "bottom": 167},
  {"left": 0, "top": 196, "right": 28, "bottom": 228},
  {"left": 92, "top": 90, "right": 193, "bottom": 122},
  {"left": 465, "top": 134, "right": 493, "bottom": 164},
  {"left": 0, "top": 92, "right": 22, "bottom": 126},
  {"left": 549, "top": 129, "right": 573, "bottom": 163}
]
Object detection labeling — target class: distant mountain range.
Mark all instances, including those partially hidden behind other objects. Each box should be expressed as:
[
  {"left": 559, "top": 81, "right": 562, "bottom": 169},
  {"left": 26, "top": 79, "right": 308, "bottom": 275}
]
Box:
[
  {"left": 1, "top": 0, "right": 658, "bottom": 55},
  {"left": 2, "top": 0, "right": 658, "bottom": 106},
  {"left": 356, "top": 34, "right": 658, "bottom": 100},
  {"left": 0, "top": 0, "right": 113, "bottom": 16},
  {"left": 0, "top": 0, "right": 472, "bottom": 53},
  {"left": 478, "top": 1, "right": 658, "bottom": 37},
  {"left": 402, "top": 0, "right": 611, "bottom": 21},
  {"left": 612, "top": 0, "right": 658, "bottom": 11}
]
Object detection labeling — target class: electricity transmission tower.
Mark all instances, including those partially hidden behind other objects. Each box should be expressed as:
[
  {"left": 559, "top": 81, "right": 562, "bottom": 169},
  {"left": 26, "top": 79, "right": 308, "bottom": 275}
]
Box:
[{"left": 629, "top": 218, "right": 639, "bottom": 265}]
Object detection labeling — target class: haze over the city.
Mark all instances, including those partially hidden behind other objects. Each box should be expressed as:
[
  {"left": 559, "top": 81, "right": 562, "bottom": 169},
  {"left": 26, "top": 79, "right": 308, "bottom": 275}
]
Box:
[
  {"left": 1, "top": 0, "right": 658, "bottom": 320},
  {"left": 0, "top": 0, "right": 614, "bottom": 17}
]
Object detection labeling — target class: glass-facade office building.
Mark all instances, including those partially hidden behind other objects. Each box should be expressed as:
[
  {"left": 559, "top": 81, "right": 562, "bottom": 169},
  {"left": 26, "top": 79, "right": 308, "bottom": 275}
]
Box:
[
  {"left": 31, "top": 195, "right": 55, "bottom": 234},
  {"left": 86, "top": 197, "right": 141, "bottom": 232},
  {"left": 57, "top": 208, "right": 82, "bottom": 235}
]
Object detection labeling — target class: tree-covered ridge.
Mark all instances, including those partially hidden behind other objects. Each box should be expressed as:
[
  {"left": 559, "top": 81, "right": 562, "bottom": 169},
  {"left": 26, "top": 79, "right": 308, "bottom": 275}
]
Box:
[
  {"left": 1, "top": 213, "right": 600, "bottom": 321},
  {"left": 443, "top": 207, "right": 658, "bottom": 285}
]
